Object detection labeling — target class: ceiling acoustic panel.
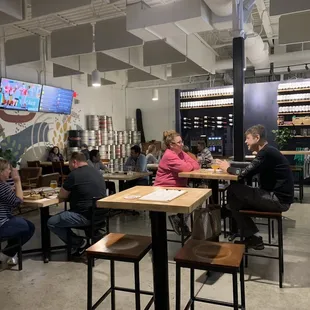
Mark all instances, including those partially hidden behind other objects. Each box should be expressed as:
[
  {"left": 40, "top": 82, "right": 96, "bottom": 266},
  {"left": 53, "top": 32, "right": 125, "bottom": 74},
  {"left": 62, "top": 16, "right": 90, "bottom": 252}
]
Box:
[
  {"left": 279, "top": 11, "right": 310, "bottom": 45},
  {"left": 172, "top": 59, "right": 206, "bottom": 78},
  {"left": 53, "top": 64, "right": 83, "bottom": 78},
  {"left": 96, "top": 53, "right": 133, "bottom": 72},
  {"left": 5, "top": 35, "right": 40, "bottom": 66},
  {"left": 51, "top": 24, "right": 93, "bottom": 58},
  {"left": 143, "top": 40, "right": 186, "bottom": 66},
  {"left": 127, "top": 68, "right": 159, "bottom": 83},
  {"left": 31, "top": 0, "right": 91, "bottom": 18},
  {"left": 95, "top": 17, "right": 143, "bottom": 51},
  {"left": 270, "top": 0, "right": 310, "bottom": 16}
]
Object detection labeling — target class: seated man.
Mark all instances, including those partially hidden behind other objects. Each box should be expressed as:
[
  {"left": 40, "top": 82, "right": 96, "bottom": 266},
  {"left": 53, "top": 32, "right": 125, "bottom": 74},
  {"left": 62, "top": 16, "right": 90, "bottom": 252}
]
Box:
[
  {"left": 124, "top": 145, "right": 148, "bottom": 187},
  {"left": 47, "top": 152, "right": 106, "bottom": 255},
  {"left": 217, "top": 125, "right": 294, "bottom": 250},
  {"left": 87, "top": 149, "right": 115, "bottom": 195},
  {"left": 197, "top": 141, "right": 213, "bottom": 168}
]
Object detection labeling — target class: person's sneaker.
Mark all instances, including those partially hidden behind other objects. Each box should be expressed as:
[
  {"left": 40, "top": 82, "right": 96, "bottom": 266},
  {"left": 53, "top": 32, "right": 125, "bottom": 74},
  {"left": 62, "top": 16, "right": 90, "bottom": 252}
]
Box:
[
  {"left": 168, "top": 215, "right": 181, "bottom": 235},
  {"left": 71, "top": 239, "right": 88, "bottom": 257},
  {"left": 7, "top": 254, "right": 18, "bottom": 266},
  {"left": 235, "top": 235, "right": 264, "bottom": 250}
]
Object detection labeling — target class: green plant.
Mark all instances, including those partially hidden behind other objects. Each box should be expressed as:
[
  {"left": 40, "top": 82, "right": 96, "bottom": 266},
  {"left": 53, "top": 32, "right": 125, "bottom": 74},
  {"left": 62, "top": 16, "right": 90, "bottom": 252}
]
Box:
[
  {"left": 272, "top": 128, "right": 293, "bottom": 150},
  {"left": 0, "top": 148, "right": 18, "bottom": 167}
]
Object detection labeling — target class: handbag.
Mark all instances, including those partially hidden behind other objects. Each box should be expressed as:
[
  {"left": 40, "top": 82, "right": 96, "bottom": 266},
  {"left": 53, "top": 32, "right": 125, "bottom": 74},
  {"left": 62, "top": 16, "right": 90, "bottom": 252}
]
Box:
[{"left": 191, "top": 204, "right": 222, "bottom": 241}]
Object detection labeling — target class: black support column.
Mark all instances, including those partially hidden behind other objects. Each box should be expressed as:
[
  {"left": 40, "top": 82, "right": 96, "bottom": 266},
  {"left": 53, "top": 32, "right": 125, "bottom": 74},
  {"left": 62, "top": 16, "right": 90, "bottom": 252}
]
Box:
[{"left": 233, "top": 37, "right": 245, "bottom": 161}]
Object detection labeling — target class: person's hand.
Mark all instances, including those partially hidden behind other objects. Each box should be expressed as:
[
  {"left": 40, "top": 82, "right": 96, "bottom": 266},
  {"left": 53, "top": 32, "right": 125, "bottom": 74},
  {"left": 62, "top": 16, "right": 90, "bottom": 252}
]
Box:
[
  {"left": 11, "top": 168, "right": 21, "bottom": 183},
  {"left": 216, "top": 159, "right": 230, "bottom": 173}
]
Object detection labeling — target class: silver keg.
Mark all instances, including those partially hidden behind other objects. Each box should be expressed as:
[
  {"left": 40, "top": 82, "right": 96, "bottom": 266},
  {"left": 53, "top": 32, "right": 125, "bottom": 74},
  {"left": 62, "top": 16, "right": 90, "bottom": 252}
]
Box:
[
  {"left": 101, "top": 130, "right": 108, "bottom": 145},
  {"left": 88, "top": 130, "right": 96, "bottom": 146},
  {"left": 107, "top": 131, "right": 114, "bottom": 145},
  {"left": 126, "top": 118, "right": 137, "bottom": 131},
  {"left": 87, "top": 115, "right": 99, "bottom": 130},
  {"left": 99, "top": 115, "right": 108, "bottom": 130},
  {"left": 107, "top": 116, "right": 113, "bottom": 131}
]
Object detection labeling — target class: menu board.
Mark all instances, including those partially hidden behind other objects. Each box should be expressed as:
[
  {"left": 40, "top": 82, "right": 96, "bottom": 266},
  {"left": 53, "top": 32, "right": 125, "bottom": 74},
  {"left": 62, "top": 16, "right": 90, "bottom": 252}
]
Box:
[
  {"left": 39, "top": 85, "right": 73, "bottom": 115},
  {"left": 0, "top": 78, "right": 42, "bottom": 112}
]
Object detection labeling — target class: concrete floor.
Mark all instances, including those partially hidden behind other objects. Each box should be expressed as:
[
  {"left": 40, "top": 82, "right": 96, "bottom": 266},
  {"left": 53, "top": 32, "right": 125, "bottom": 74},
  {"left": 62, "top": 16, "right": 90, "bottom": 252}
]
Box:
[{"left": 1, "top": 191, "right": 310, "bottom": 310}]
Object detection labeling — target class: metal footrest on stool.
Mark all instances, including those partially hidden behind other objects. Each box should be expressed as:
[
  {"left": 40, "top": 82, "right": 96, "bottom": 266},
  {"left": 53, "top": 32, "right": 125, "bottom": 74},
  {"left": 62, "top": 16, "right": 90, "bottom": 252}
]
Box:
[
  {"left": 174, "top": 239, "right": 246, "bottom": 310},
  {"left": 86, "top": 233, "right": 154, "bottom": 310},
  {"left": 240, "top": 210, "right": 284, "bottom": 288}
]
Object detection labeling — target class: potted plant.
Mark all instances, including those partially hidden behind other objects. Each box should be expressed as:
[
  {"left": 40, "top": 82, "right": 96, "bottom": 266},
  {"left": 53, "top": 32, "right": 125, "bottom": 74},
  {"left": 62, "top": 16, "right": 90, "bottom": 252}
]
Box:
[
  {"left": 272, "top": 128, "right": 293, "bottom": 150},
  {"left": 0, "top": 148, "right": 18, "bottom": 167}
]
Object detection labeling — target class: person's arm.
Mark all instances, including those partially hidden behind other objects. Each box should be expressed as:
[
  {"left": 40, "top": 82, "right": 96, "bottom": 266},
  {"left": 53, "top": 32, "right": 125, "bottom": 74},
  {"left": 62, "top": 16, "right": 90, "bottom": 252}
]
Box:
[
  {"left": 11, "top": 168, "right": 23, "bottom": 201},
  {"left": 137, "top": 155, "right": 147, "bottom": 172},
  {"left": 167, "top": 152, "right": 197, "bottom": 173},
  {"left": 202, "top": 148, "right": 213, "bottom": 165},
  {"left": 150, "top": 154, "right": 158, "bottom": 164},
  {"left": 58, "top": 172, "right": 74, "bottom": 199},
  {"left": 183, "top": 152, "right": 200, "bottom": 170},
  {"left": 99, "top": 161, "right": 106, "bottom": 171},
  {"left": 124, "top": 157, "right": 132, "bottom": 171}
]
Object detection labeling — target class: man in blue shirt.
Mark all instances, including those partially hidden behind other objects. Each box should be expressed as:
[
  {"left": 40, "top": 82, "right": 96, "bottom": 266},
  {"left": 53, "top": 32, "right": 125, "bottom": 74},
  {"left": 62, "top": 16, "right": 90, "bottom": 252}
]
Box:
[{"left": 124, "top": 145, "right": 148, "bottom": 187}]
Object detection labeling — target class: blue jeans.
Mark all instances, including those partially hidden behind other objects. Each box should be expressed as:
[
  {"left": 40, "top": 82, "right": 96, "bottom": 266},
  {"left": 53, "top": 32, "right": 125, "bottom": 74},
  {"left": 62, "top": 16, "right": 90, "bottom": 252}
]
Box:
[
  {"left": 0, "top": 217, "right": 35, "bottom": 257},
  {"left": 47, "top": 211, "right": 90, "bottom": 248}
]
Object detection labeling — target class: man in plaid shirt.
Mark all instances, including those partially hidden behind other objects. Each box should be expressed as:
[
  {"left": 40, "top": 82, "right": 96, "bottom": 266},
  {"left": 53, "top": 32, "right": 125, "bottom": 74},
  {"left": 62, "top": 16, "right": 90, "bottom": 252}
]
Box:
[{"left": 197, "top": 141, "right": 213, "bottom": 168}]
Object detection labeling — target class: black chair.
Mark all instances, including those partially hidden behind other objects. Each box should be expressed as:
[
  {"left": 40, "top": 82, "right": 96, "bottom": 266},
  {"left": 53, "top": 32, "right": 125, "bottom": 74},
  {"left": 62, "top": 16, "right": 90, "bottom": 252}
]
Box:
[
  {"left": 240, "top": 210, "right": 284, "bottom": 288},
  {"left": 291, "top": 166, "right": 304, "bottom": 203},
  {"left": 67, "top": 197, "right": 110, "bottom": 261},
  {"left": 0, "top": 237, "right": 22, "bottom": 270}
]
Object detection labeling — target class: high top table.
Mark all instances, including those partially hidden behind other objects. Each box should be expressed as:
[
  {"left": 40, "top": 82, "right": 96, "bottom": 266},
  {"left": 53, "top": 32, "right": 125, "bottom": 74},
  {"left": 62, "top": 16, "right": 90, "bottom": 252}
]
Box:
[{"left": 97, "top": 186, "right": 212, "bottom": 310}]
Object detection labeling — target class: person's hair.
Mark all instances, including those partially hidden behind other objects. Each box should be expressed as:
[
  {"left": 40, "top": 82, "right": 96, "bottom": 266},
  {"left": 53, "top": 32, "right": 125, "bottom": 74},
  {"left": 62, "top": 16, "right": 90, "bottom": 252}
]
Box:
[
  {"left": 89, "top": 149, "right": 99, "bottom": 160},
  {"left": 81, "top": 143, "right": 88, "bottom": 149},
  {"left": 70, "top": 152, "right": 86, "bottom": 162},
  {"left": 131, "top": 145, "right": 141, "bottom": 154},
  {"left": 245, "top": 124, "right": 267, "bottom": 143},
  {"left": 183, "top": 145, "right": 190, "bottom": 152},
  {"left": 50, "top": 146, "right": 60, "bottom": 154},
  {"left": 146, "top": 144, "right": 156, "bottom": 154},
  {"left": 197, "top": 141, "right": 206, "bottom": 148},
  {"left": 163, "top": 130, "right": 180, "bottom": 148},
  {"left": 0, "top": 158, "right": 10, "bottom": 173}
]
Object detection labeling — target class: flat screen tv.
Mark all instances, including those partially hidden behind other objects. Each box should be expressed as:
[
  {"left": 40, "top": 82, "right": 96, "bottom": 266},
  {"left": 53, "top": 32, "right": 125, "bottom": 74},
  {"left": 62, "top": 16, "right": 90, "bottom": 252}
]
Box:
[
  {"left": 39, "top": 85, "right": 74, "bottom": 115},
  {"left": 0, "top": 78, "right": 42, "bottom": 112}
]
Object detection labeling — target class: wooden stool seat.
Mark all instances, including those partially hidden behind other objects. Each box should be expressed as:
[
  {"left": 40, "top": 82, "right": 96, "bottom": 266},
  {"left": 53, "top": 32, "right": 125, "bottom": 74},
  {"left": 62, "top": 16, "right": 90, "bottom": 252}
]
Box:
[
  {"left": 175, "top": 239, "right": 244, "bottom": 269},
  {"left": 86, "top": 233, "right": 152, "bottom": 261},
  {"left": 239, "top": 210, "right": 282, "bottom": 217}
]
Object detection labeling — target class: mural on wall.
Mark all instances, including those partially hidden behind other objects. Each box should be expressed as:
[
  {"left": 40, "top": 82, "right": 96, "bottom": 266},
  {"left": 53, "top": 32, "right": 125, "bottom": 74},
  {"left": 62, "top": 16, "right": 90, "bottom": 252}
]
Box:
[{"left": 0, "top": 105, "right": 83, "bottom": 161}]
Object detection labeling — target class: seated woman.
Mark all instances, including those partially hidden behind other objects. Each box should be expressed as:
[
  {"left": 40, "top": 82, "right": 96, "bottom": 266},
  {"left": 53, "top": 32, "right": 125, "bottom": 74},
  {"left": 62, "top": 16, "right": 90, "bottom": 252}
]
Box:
[
  {"left": 47, "top": 146, "right": 64, "bottom": 162},
  {"left": 0, "top": 159, "right": 35, "bottom": 265},
  {"left": 146, "top": 144, "right": 158, "bottom": 164},
  {"left": 154, "top": 130, "right": 200, "bottom": 235}
]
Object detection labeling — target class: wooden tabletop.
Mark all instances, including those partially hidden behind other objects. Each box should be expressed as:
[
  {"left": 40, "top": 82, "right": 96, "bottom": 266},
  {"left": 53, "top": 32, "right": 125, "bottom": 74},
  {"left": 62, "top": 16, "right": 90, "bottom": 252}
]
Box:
[
  {"left": 179, "top": 169, "right": 238, "bottom": 181},
  {"left": 40, "top": 161, "right": 69, "bottom": 166},
  {"left": 97, "top": 186, "right": 212, "bottom": 214},
  {"left": 281, "top": 151, "right": 310, "bottom": 155},
  {"left": 103, "top": 172, "right": 152, "bottom": 181},
  {"left": 23, "top": 187, "right": 62, "bottom": 208},
  {"left": 147, "top": 164, "right": 159, "bottom": 171}
]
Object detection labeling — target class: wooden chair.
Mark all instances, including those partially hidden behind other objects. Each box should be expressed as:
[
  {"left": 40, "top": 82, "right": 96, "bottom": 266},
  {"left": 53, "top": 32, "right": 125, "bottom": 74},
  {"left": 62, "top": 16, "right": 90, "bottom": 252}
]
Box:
[
  {"left": 240, "top": 210, "right": 284, "bottom": 288},
  {"left": 51, "top": 161, "right": 68, "bottom": 185},
  {"left": 86, "top": 233, "right": 153, "bottom": 310},
  {"left": 37, "top": 173, "right": 60, "bottom": 187},
  {"left": 175, "top": 240, "right": 245, "bottom": 310},
  {"left": 27, "top": 161, "right": 40, "bottom": 167},
  {"left": 19, "top": 167, "right": 42, "bottom": 189}
]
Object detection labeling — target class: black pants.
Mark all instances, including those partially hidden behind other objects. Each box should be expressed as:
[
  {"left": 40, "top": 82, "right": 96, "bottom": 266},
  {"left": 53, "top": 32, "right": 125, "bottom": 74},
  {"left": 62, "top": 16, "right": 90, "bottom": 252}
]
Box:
[
  {"left": 105, "top": 181, "right": 116, "bottom": 195},
  {"left": 227, "top": 183, "right": 290, "bottom": 238}
]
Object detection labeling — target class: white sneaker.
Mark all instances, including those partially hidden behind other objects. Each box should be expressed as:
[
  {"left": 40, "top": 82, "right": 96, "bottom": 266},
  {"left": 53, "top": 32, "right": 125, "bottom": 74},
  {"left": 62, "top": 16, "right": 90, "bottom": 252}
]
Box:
[
  {"left": 7, "top": 254, "right": 18, "bottom": 266},
  {"left": 0, "top": 253, "right": 10, "bottom": 264}
]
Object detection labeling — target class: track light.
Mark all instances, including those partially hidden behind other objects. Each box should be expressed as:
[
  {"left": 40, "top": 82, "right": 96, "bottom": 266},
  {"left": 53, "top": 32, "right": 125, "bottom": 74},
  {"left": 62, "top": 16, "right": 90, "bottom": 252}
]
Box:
[
  {"left": 287, "top": 66, "right": 291, "bottom": 73},
  {"left": 152, "top": 89, "right": 159, "bottom": 101},
  {"left": 91, "top": 69, "right": 101, "bottom": 87},
  {"left": 306, "top": 64, "right": 309, "bottom": 70}
]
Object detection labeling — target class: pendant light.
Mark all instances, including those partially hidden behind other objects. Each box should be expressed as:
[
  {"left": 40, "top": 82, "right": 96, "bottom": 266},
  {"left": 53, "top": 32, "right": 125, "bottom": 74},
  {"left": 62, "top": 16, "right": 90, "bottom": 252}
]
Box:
[
  {"left": 152, "top": 88, "right": 159, "bottom": 101},
  {"left": 91, "top": 69, "right": 101, "bottom": 87}
]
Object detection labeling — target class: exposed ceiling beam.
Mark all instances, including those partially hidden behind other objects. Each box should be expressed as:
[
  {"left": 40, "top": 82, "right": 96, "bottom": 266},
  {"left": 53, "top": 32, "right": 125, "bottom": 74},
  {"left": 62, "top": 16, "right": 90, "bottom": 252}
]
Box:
[{"left": 255, "top": 0, "right": 274, "bottom": 47}]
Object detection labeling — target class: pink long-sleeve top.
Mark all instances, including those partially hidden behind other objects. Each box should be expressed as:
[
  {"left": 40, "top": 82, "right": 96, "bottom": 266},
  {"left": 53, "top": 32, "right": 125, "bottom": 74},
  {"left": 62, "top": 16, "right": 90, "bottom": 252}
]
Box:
[{"left": 154, "top": 149, "right": 200, "bottom": 187}]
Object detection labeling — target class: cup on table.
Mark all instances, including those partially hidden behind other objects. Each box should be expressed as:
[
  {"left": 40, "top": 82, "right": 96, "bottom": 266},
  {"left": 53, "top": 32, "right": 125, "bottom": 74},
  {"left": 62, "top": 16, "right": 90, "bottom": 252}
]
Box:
[
  {"left": 50, "top": 180, "right": 58, "bottom": 191},
  {"left": 211, "top": 160, "right": 220, "bottom": 173},
  {"left": 127, "top": 166, "right": 134, "bottom": 176}
]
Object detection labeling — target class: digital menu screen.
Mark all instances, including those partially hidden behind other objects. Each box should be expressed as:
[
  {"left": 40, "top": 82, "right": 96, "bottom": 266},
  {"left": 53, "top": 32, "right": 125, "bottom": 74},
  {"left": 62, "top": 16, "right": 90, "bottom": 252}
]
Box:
[
  {"left": 0, "top": 78, "right": 42, "bottom": 112},
  {"left": 39, "top": 85, "right": 73, "bottom": 115}
]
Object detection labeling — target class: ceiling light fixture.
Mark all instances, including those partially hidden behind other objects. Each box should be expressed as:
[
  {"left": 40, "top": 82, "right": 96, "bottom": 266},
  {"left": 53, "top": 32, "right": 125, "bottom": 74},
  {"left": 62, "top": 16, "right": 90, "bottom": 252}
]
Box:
[
  {"left": 152, "top": 88, "right": 159, "bottom": 101},
  {"left": 287, "top": 66, "right": 291, "bottom": 73},
  {"left": 91, "top": 69, "right": 101, "bottom": 87},
  {"left": 167, "top": 65, "right": 172, "bottom": 77},
  {"left": 306, "top": 64, "right": 309, "bottom": 70}
]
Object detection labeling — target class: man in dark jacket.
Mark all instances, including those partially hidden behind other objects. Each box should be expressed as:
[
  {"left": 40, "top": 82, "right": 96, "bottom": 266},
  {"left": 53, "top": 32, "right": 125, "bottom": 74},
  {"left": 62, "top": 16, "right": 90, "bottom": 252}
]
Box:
[{"left": 217, "top": 125, "right": 294, "bottom": 250}]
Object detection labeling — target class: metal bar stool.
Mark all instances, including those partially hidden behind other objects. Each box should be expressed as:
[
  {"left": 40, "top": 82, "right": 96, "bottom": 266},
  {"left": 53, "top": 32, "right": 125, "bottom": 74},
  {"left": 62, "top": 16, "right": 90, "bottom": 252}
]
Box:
[{"left": 86, "top": 233, "right": 154, "bottom": 310}]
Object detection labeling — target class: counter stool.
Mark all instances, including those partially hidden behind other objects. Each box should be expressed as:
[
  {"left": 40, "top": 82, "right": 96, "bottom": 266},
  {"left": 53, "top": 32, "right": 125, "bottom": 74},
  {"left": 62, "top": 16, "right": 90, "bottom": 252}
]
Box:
[
  {"left": 175, "top": 239, "right": 245, "bottom": 310},
  {"left": 290, "top": 166, "right": 304, "bottom": 203},
  {"left": 0, "top": 237, "right": 22, "bottom": 270},
  {"left": 239, "top": 210, "right": 284, "bottom": 288},
  {"left": 86, "top": 233, "right": 154, "bottom": 310}
]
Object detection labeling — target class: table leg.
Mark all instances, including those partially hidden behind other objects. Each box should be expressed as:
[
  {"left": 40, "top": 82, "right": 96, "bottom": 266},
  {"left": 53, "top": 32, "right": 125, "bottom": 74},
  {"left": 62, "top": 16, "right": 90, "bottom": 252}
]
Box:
[
  {"left": 119, "top": 180, "right": 125, "bottom": 192},
  {"left": 40, "top": 206, "right": 51, "bottom": 263},
  {"left": 210, "top": 180, "right": 219, "bottom": 204},
  {"left": 150, "top": 211, "right": 170, "bottom": 310}
]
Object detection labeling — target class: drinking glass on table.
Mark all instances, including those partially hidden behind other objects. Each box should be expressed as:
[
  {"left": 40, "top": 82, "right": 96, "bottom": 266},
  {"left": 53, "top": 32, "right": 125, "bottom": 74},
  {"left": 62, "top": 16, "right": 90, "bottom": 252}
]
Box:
[
  {"left": 210, "top": 160, "right": 220, "bottom": 173},
  {"left": 127, "top": 166, "right": 134, "bottom": 176},
  {"left": 50, "top": 180, "right": 58, "bottom": 191}
]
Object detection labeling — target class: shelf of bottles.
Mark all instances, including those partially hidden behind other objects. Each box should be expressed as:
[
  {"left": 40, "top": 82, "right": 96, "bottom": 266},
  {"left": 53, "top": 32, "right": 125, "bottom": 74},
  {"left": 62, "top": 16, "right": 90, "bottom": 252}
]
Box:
[
  {"left": 180, "top": 87, "right": 233, "bottom": 109},
  {"left": 182, "top": 115, "right": 233, "bottom": 131},
  {"left": 277, "top": 81, "right": 310, "bottom": 139}
]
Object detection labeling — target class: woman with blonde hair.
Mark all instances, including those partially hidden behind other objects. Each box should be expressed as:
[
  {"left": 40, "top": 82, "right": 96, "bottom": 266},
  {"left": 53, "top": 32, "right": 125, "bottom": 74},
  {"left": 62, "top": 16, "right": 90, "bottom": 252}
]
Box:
[
  {"left": 154, "top": 130, "right": 200, "bottom": 234},
  {"left": 0, "top": 159, "right": 35, "bottom": 265},
  {"left": 146, "top": 144, "right": 158, "bottom": 164}
]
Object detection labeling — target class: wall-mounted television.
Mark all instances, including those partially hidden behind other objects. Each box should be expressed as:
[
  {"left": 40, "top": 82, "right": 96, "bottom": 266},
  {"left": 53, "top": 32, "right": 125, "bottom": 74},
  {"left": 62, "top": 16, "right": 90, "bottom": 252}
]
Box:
[
  {"left": 0, "top": 78, "right": 42, "bottom": 112},
  {"left": 39, "top": 85, "right": 73, "bottom": 115}
]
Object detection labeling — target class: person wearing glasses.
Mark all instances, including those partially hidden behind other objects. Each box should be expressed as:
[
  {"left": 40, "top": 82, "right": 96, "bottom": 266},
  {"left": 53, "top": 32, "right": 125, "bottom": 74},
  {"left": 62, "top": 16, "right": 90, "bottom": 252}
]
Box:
[{"left": 154, "top": 130, "right": 200, "bottom": 235}]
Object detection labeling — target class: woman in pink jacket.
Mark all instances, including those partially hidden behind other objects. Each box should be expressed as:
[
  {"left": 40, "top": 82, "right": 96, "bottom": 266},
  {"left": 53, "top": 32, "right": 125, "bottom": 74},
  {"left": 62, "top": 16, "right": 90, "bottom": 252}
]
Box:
[{"left": 154, "top": 130, "right": 200, "bottom": 235}]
